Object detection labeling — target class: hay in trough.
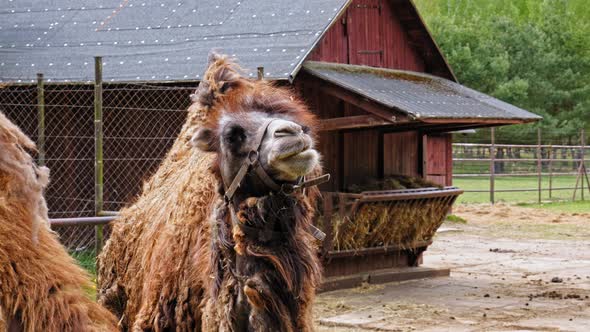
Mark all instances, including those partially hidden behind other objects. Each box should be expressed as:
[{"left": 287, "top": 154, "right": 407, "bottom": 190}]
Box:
[
  {"left": 330, "top": 175, "right": 453, "bottom": 251},
  {"left": 346, "top": 174, "right": 442, "bottom": 193}
]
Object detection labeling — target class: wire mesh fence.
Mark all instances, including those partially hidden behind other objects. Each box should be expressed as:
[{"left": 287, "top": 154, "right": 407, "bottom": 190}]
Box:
[
  {"left": 0, "top": 75, "right": 193, "bottom": 272},
  {"left": 102, "top": 83, "right": 192, "bottom": 212}
]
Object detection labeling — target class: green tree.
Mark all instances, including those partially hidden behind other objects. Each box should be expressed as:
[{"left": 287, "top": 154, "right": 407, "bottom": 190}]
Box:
[{"left": 415, "top": 0, "right": 590, "bottom": 143}]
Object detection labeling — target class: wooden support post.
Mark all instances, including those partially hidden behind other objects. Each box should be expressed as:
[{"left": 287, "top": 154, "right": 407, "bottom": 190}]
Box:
[
  {"left": 490, "top": 128, "right": 495, "bottom": 204},
  {"left": 582, "top": 129, "right": 588, "bottom": 200},
  {"left": 94, "top": 56, "right": 104, "bottom": 257},
  {"left": 377, "top": 130, "right": 384, "bottom": 179},
  {"left": 537, "top": 128, "right": 542, "bottom": 203},
  {"left": 421, "top": 133, "right": 428, "bottom": 179},
  {"left": 257, "top": 66, "right": 264, "bottom": 80},
  {"left": 36, "top": 73, "right": 45, "bottom": 166},
  {"left": 322, "top": 193, "right": 333, "bottom": 258},
  {"left": 573, "top": 164, "right": 582, "bottom": 201},
  {"left": 573, "top": 129, "right": 588, "bottom": 201},
  {"left": 338, "top": 131, "right": 345, "bottom": 191}
]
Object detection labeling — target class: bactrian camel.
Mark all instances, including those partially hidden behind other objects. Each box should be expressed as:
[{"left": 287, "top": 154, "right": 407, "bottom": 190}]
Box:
[
  {"left": 0, "top": 111, "right": 117, "bottom": 332},
  {"left": 98, "top": 53, "right": 327, "bottom": 331}
]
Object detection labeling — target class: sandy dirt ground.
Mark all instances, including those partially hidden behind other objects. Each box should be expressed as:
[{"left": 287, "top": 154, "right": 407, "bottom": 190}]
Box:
[{"left": 314, "top": 203, "right": 590, "bottom": 331}]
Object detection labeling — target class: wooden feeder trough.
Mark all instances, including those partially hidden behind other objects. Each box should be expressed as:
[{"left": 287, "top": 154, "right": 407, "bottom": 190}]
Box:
[{"left": 319, "top": 186, "right": 463, "bottom": 289}]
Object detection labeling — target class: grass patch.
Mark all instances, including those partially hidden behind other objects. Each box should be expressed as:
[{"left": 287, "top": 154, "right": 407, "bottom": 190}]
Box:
[
  {"left": 71, "top": 249, "right": 97, "bottom": 277},
  {"left": 516, "top": 200, "right": 590, "bottom": 213},
  {"left": 454, "top": 175, "right": 590, "bottom": 204},
  {"left": 446, "top": 214, "right": 467, "bottom": 224},
  {"left": 69, "top": 249, "right": 97, "bottom": 298}
]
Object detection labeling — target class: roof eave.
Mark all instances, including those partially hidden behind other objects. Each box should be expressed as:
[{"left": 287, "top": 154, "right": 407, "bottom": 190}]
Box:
[
  {"left": 420, "top": 117, "right": 541, "bottom": 125},
  {"left": 301, "top": 62, "right": 542, "bottom": 128}
]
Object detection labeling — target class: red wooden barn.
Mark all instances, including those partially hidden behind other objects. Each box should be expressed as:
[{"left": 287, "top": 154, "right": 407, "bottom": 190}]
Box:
[
  {"left": 1, "top": 0, "right": 540, "bottom": 285},
  {"left": 290, "top": 0, "right": 539, "bottom": 286}
]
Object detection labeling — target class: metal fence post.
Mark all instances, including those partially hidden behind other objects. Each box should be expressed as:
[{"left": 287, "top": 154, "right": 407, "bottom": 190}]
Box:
[
  {"left": 548, "top": 144, "right": 553, "bottom": 199},
  {"left": 94, "top": 56, "right": 104, "bottom": 255},
  {"left": 582, "top": 129, "right": 587, "bottom": 200},
  {"left": 36, "top": 73, "right": 45, "bottom": 166},
  {"left": 537, "top": 128, "right": 542, "bottom": 203},
  {"left": 489, "top": 128, "right": 495, "bottom": 204}
]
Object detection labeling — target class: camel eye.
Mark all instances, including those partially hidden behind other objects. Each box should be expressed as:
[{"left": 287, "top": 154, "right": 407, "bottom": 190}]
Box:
[{"left": 225, "top": 125, "right": 246, "bottom": 146}]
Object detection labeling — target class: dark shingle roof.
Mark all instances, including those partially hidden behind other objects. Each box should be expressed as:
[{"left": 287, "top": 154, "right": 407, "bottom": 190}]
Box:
[
  {"left": 303, "top": 61, "right": 541, "bottom": 122},
  {"left": 0, "top": 0, "right": 350, "bottom": 83}
]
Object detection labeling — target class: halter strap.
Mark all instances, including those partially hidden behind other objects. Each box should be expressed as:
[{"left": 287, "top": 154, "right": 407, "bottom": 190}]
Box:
[
  {"left": 224, "top": 119, "right": 276, "bottom": 203},
  {"left": 280, "top": 174, "right": 330, "bottom": 195},
  {"left": 221, "top": 118, "right": 330, "bottom": 242}
]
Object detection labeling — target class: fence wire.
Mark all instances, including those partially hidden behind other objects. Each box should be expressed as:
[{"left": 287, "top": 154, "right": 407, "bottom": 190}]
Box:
[
  {"left": 102, "top": 83, "right": 192, "bottom": 212},
  {"left": 0, "top": 80, "right": 193, "bottom": 272}
]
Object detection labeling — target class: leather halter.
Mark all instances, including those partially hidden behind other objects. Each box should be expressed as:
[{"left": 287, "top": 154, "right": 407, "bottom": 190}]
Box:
[{"left": 222, "top": 118, "right": 330, "bottom": 241}]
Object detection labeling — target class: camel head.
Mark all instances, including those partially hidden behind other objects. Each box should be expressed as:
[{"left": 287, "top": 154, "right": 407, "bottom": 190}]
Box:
[
  {"left": 192, "top": 106, "right": 320, "bottom": 200},
  {"left": 190, "top": 53, "right": 320, "bottom": 200}
]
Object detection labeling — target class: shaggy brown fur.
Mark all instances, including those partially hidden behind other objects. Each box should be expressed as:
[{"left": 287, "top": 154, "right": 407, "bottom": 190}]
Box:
[
  {"left": 201, "top": 194, "right": 321, "bottom": 331},
  {"left": 98, "top": 53, "right": 322, "bottom": 331},
  {"left": 0, "top": 112, "right": 117, "bottom": 332},
  {"left": 195, "top": 109, "right": 322, "bottom": 331}
]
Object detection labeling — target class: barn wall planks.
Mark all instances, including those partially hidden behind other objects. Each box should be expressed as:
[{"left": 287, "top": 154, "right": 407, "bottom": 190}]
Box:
[
  {"left": 342, "top": 104, "right": 380, "bottom": 188},
  {"left": 346, "top": 0, "right": 383, "bottom": 67},
  {"left": 316, "top": 95, "right": 343, "bottom": 192},
  {"left": 383, "top": 131, "right": 420, "bottom": 177},
  {"left": 426, "top": 134, "right": 447, "bottom": 175},
  {"left": 298, "top": 82, "right": 343, "bottom": 191},
  {"left": 425, "top": 134, "right": 452, "bottom": 186},
  {"left": 307, "top": 13, "right": 348, "bottom": 63},
  {"left": 309, "top": 0, "right": 427, "bottom": 72},
  {"left": 342, "top": 129, "right": 379, "bottom": 187},
  {"left": 318, "top": 131, "right": 341, "bottom": 192},
  {"left": 380, "top": 0, "right": 426, "bottom": 71}
]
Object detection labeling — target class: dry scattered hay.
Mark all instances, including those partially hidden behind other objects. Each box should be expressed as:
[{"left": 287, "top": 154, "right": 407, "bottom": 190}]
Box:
[
  {"left": 532, "top": 291, "right": 587, "bottom": 300},
  {"left": 330, "top": 175, "right": 450, "bottom": 251},
  {"left": 352, "top": 282, "right": 385, "bottom": 294}
]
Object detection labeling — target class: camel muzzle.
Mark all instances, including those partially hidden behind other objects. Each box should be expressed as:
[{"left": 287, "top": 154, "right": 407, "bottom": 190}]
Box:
[{"left": 222, "top": 118, "right": 329, "bottom": 242}]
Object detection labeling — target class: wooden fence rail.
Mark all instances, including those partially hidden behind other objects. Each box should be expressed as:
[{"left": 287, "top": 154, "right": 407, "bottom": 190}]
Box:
[{"left": 453, "top": 128, "right": 589, "bottom": 204}]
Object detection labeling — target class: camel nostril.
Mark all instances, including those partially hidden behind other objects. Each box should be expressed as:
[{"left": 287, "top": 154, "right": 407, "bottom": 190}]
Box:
[{"left": 273, "top": 124, "right": 302, "bottom": 138}]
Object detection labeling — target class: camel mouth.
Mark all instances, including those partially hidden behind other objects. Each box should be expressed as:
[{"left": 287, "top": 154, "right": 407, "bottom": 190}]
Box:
[
  {"left": 271, "top": 135, "right": 313, "bottom": 161},
  {"left": 268, "top": 148, "right": 319, "bottom": 181},
  {"left": 279, "top": 148, "right": 317, "bottom": 164}
]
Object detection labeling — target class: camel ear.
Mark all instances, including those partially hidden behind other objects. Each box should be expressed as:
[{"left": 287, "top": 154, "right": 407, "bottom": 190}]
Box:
[
  {"left": 207, "top": 50, "right": 224, "bottom": 66},
  {"left": 191, "top": 51, "right": 241, "bottom": 107},
  {"left": 190, "top": 127, "right": 217, "bottom": 152},
  {"left": 205, "top": 51, "right": 240, "bottom": 89}
]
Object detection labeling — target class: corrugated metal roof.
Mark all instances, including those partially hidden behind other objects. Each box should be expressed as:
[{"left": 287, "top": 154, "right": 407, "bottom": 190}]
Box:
[
  {"left": 303, "top": 61, "right": 541, "bottom": 122},
  {"left": 0, "top": 0, "right": 350, "bottom": 84}
]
